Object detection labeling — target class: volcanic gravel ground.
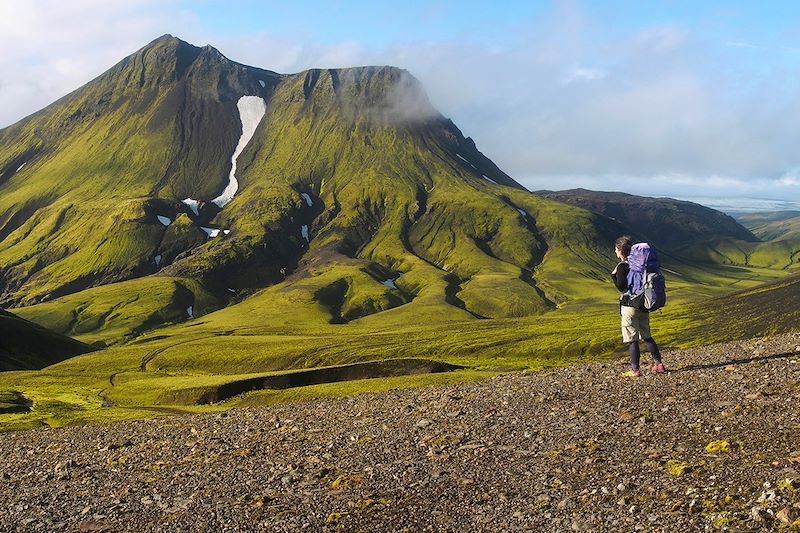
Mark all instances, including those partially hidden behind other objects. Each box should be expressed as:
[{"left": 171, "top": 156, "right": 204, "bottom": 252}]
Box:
[{"left": 2, "top": 334, "right": 800, "bottom": 532}]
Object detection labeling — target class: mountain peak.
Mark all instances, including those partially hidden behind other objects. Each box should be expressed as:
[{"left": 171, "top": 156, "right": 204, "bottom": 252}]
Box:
[
  {"left": 149, "top": 33, "right": 181, "bottom": 44},
  {"left": 199, "top": 43, "right": 226, "bottom": 58},
  {"left": 140, "top": 33, "right": 198, "bottom": 54},
  {"left": 0, "top": 35, "right": 531, "bottom": 319}
]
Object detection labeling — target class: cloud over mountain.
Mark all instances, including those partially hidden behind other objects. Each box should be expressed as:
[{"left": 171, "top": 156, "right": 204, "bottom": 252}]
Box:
[{"left": 2, "top": 1, "right": 799, "bottom": 200}]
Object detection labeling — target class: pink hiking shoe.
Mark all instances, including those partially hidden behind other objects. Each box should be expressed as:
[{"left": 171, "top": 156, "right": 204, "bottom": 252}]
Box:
[{"left": 651, "top": 363, "right": 666, "bottom": 374}]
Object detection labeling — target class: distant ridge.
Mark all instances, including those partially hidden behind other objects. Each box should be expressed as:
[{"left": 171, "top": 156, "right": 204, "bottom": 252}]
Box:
[
  {"left": 739, "top": 211, "right": 800, "bottom": 241},
  {"left": 536, "top": 189, "right": 758, "bottom": 247}
]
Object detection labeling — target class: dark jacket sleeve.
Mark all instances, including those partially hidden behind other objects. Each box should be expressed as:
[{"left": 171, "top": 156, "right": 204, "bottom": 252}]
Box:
[{"left": 612, "top": 262, "right": 629, "bottom": 292}]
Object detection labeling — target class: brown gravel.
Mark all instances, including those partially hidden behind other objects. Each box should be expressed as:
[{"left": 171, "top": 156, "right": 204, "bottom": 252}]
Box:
[{"left": 1, "top": 333, "right": 800, "bottom": 532}]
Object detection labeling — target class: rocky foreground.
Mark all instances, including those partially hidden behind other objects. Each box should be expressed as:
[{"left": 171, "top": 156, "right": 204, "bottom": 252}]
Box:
[{"left": 2, "top": 334, "right": 800, "bottom": 532}]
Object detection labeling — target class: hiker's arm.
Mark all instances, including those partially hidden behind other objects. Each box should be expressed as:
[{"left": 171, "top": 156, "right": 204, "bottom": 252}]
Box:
[{"left": 612, "top": 262, "right": 629, "bottom": 292}]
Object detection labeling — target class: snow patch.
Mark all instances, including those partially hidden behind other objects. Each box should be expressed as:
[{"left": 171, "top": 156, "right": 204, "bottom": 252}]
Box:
[
  {"left": 154, "top": 254, "right": 162, "bottom": 267},
  {"left": 182, "top": 198, "right": 200, "bottom": 216},
  {"left": 157, "top": 215, "right": 171, "bottom": 226},
  {"left": 227, "top": 288, "right": 236, "bottom": 293},
  {"left": 15, "top": 162, "right": 26, "bottom": 173},
  {"left": 186, "top": 306, "right": 194, "bottom": 319},
  {"left": 516, "top": 208, "right": 527, "bottom": 218},
  {"left": 301, "top": 192, "right": 313, "bottom": 207},
  {"left": 223, "top": 229, "right": 231, "bottom": 235},
  {"left": 259, "top": 80, "right": 266, "bottom": 88},
  {"left": 201, "top": 227, "right": 221, "bottom": 238},
  {"left": 381, "top": 272, "right": 404, "bottom": 289},
  {"left": 456, "top": 154, "right": 477, "bottom": 169},
  {"left": 301, "top": 225, "right": 309, "bottom": 242},
  {"left": 483, "top": 175, "right": 498, "bottom": 184},
  {"left": 212, "top": 95, "right": 267, "bottom": 208}
]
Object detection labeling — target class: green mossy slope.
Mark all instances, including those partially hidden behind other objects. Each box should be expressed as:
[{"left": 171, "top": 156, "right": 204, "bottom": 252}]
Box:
[
  {"left": 1, "top": 35, "right": 622, "bottom": 344},
  {"left": 674, "top": 237, "right": 800, "bottom": 270},
  {"left": 739, "top": 211, "right": 800, "bottom": 241},
  {"left": 2, "top": 37, "right": 800, "bottom": 430},
  {"left": 12, "top": 277, "right": 219, "bottom": 346}
]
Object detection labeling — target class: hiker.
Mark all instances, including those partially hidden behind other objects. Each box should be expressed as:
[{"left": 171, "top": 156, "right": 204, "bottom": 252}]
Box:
[{"left": 611, "top": 236, "right": 666, "bottom": 377}]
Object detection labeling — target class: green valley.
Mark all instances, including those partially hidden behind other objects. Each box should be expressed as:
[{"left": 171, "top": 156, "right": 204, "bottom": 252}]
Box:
[{"left": 1, "top": 36, "right": 799, "bottom": 432}]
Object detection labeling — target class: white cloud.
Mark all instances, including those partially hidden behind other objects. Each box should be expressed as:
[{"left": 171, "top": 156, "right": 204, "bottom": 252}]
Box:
[
  {"left": 1, "top": 1, "right": 799, "bottom": 202},
  {"left": 562, "top": 66, "right": 606, "bottom": 83},
  {"left": 0, "top": 0, "right": 198, "bottom": 126},
  {"left": 779, "top": 168, "right": 800, "bottom": 187},
  {"left": 518, "top": 171, "right": 800, "bottom": 204}
]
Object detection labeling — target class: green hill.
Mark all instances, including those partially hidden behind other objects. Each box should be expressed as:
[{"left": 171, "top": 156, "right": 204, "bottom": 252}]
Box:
[
  {"left": 0, "top": 35, "right": 623, "bottom": 345},
  {"left": 536, "top": 189, "right": 758, "bottom": 247},
  {"left": 739, "top": 210, "right": 800, "bottom": 241},
  {"left": 1, "top": 36, "right": 799, "bottom": 430},
  {"left": 538, "top": 189, "right": 800, "bottom": 271},
  {"left": 672, "top": 236, "right": 800, "bottom": 270}
]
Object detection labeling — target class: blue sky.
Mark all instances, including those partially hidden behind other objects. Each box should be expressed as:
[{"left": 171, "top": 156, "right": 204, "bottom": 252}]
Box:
[
  {"left": 1, "top": 0, "right": 799, "bottom": 204},
  {"left": 184, "top": 1, "right": 547, "bottom": 44},
  {"left": 185, "top": 1, "right": 798, "bottom": 49}
]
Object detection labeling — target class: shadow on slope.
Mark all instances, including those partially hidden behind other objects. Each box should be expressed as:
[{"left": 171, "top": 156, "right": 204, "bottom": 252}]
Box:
[
  {"left": 0, "top": 391, "right": 32, "bottom": 414},
  {"left": 0, "top": 310, "right": 95, "bottom": 371},
  {"left": 157, "top": 358, "right": 464, "bottom": 405},
  {"left": 679, "top": 270, "right": 800, "bottom": 343}
]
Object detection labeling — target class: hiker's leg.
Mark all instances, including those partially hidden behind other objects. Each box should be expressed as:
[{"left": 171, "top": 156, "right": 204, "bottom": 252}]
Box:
[
  {"left": 635, "top": 310, "right": 660, "bottom": 362},
  {"left": 644, "top": 338, "right": 662, "bottom": 364},
  {"left": 620, "top": 306, "right": 637, "bottom": 346},
  {"left": 629, "top": 341, "right": 641, "bottom": 371}
]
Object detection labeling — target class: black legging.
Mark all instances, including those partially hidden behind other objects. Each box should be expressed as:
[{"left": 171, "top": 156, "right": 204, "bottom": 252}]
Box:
[{"left": 629, "top": 338, "right": 662, "bottom": 370}]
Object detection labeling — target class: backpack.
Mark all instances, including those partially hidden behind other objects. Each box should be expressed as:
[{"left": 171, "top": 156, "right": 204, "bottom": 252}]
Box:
[{"left": 625, "top": 242, "right": 666, "bottom": 311}]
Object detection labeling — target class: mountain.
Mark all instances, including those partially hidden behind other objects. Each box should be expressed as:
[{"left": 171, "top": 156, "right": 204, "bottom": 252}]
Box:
[
  {"left": 0, "top": 35, "right": 622, "bottom": 345},
  {"left": 739, "top": 211, "right": 800, "bottom": 241},
  {"left": 0, "top": 310, "right": 94, "bottom": 371},
  {"left": 536, "top": 189, "right": 800, "bottom": 270},
  {"left": 3, "top": 36, "right": 800, "bottom": 430},
  {"left": 536, "top": 189, "right": 758, "bottom": 247}
]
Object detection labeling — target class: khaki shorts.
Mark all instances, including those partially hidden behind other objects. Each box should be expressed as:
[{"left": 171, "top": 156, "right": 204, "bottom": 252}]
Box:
[{"left": 621, "top": 305, "right": 651, "bottom": 343}]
